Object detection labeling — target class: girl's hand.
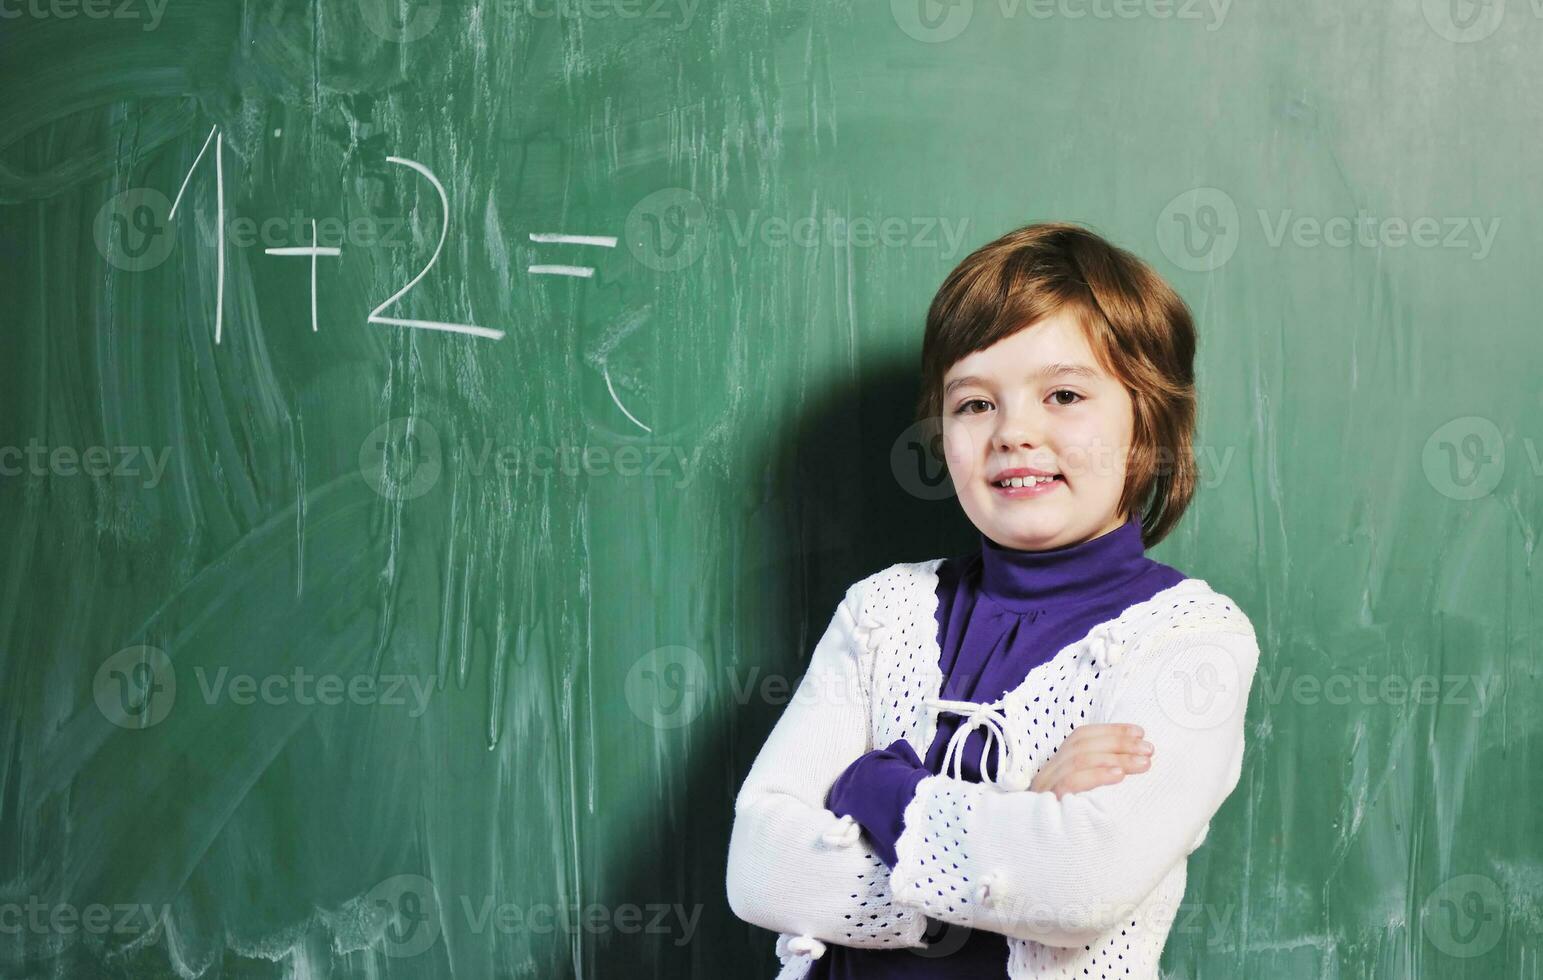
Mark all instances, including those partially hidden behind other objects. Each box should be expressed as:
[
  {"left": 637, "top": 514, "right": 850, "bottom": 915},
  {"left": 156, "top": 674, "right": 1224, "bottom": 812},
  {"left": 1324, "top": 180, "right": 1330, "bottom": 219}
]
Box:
[{"left": 1029, "top": 724, "right": 1154, "bottom": 800}]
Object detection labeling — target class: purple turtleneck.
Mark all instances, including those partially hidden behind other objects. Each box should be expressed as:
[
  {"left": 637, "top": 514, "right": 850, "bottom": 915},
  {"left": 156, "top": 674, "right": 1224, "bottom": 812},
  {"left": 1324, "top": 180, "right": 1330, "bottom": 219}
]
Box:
[{"left": 814, "top": 516, "right": 1186, "bottom": 978}]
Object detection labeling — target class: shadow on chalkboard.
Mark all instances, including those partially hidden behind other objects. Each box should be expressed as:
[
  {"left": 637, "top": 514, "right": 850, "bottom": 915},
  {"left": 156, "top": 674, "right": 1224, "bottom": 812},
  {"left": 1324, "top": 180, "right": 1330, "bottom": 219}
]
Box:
[{"left": 588, "top": 352, "right": 976, "bottom": 977}]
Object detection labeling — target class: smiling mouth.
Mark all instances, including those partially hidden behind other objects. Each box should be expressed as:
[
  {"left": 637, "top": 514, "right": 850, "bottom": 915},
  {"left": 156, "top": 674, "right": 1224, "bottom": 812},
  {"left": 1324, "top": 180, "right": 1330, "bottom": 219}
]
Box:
[{"left": 991, "top": 475, "right": 1063, "bottom": 489}]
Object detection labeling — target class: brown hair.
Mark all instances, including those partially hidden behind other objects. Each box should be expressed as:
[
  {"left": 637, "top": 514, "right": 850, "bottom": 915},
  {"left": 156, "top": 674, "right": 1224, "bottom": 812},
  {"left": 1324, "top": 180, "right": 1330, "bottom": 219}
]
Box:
[{"left": 917, "top": 222, "right": 1198, "bottom": 548}]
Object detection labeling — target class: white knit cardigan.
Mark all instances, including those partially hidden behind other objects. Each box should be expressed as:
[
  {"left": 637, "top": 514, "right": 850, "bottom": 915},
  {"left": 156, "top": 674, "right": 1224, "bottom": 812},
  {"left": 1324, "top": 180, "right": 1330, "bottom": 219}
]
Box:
[{"left": 725, "top": 558, "right": 1261, "bottom": 980}]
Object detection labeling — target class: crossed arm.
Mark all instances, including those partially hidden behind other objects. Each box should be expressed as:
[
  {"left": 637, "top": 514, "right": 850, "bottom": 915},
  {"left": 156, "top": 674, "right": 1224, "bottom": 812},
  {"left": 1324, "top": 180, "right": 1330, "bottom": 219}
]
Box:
[
  {"left": 887, "top": 623, "right": 1260, "bottom": 947},
  {"left": 724, "top": 582, "right": 930, "bottom": 948},
  {"left": 726, "top": 587, "right": 1260, "bottom": 951}
]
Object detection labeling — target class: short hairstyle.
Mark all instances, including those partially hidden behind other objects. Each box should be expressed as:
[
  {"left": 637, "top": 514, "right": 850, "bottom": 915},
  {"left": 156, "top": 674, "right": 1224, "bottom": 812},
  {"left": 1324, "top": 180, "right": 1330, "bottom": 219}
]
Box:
[{"left": 916, "top": 222, "right": 1198, "bottom": 548}]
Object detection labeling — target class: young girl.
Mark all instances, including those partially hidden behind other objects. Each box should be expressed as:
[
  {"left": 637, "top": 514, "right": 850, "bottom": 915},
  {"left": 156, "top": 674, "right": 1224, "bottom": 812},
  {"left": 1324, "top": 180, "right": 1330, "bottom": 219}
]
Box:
[{"left": 725, "top": 223, "right": 1261, "bottom": 979}]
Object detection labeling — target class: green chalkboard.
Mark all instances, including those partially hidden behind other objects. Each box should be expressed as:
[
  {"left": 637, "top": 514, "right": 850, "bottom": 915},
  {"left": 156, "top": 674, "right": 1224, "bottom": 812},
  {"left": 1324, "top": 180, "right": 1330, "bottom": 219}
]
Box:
[{"left": 0, "top": 0, "right": 1538, "bottom": 977}]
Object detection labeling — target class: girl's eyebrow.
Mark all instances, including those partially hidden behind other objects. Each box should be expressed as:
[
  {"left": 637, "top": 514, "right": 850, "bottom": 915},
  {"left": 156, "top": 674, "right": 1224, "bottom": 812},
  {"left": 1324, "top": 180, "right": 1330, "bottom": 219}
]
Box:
[{"left": 944, "top": 362, "right": 1099, "bottom": 396}]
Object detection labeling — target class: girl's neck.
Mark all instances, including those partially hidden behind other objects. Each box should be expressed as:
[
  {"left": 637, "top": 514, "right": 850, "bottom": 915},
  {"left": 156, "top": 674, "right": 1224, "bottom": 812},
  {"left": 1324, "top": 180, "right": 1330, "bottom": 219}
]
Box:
[{"left": 977, "top": 516, "right": 1152, "bottom": 613}]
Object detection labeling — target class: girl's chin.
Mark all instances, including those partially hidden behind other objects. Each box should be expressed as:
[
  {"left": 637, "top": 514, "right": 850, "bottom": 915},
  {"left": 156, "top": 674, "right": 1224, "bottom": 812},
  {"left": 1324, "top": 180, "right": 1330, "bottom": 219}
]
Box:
[
  {"left": 976, "top": 515, "right": 1066, "bottom": 544},
  {"left": 980, "top": 509, "right": 1130, "bottom": 551},
  {"left": 973, "top": 495, "right": 1064, "bottom": 523}
]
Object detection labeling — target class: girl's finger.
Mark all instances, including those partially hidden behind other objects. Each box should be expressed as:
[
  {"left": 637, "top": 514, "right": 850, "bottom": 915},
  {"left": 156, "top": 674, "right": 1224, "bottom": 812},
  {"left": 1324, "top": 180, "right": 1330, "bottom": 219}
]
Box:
[
  {"left": 1061, "top": 730, "right": 1153, "bottom": 759},
  {"left": 1052, "top": 766, "right": 1127, "bottom": 799},
  {"left": 1069, "top": 751, "right": 1151, "bottom": 773},
  {"left": 1063, "top": 723, "right": 1145, "bottom": 744}
]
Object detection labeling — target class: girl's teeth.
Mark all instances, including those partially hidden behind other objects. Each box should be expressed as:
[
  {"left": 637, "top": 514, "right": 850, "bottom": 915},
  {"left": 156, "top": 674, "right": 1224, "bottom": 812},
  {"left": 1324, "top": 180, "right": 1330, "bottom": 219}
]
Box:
[{"left": 997, "top": 476, "right": 1056, "bottom": 488}]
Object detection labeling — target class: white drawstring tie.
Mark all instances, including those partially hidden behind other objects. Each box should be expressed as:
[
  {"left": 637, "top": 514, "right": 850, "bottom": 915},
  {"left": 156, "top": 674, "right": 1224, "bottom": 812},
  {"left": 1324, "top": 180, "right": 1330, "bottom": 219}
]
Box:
[
  {"left": 851, "top": 608, "right": 889, "bottom": 650},
  {"left": 819, "top": 813, "right": 862, "bottom": 847},
  {"left": 973, "top": 870, "right": 1002, "bottom": 906},
  {"left": 1085, "top": 621, "right": 1128, "bottom": 669},
  {"left": 924, "top": 696, "right": 1030, "bottom": 791},
  {"left": 775, "top": 933, "right": 827, "bottom": 979}
]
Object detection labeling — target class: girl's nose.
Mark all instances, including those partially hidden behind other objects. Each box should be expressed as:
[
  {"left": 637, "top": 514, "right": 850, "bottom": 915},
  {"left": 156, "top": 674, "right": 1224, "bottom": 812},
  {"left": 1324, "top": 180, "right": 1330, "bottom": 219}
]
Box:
[{"left": 993, "top": 407, "right": 1043, "bottom": 452}]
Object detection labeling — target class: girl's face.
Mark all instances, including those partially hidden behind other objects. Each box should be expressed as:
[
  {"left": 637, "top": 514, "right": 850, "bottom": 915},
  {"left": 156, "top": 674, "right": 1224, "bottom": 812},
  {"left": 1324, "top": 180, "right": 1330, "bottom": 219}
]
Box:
[{"left": 941, "top": 309, "right": 1134, "bottom": 552}]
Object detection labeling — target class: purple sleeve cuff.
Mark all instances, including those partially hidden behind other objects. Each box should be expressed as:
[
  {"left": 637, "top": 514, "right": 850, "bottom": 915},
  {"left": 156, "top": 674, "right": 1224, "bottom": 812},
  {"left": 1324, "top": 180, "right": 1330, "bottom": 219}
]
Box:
[{"left": 824, "top": 738, "right": 930, "bottom": 868}]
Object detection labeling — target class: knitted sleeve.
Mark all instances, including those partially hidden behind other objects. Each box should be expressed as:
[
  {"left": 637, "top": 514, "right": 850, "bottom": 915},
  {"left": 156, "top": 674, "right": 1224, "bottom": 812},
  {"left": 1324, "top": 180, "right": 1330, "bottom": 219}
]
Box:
[
  {"left": 888, "top": 616, "right": 1260, "bottom": 948},
  {"left": 725, "top": 579, "right": 930, "bottom": 951}
]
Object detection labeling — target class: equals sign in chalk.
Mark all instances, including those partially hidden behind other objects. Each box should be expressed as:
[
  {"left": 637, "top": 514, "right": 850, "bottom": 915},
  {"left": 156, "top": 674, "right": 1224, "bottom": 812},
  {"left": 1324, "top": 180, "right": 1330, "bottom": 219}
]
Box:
[{"left": 527, "top": 232, "right": 618, "bottom": 278}]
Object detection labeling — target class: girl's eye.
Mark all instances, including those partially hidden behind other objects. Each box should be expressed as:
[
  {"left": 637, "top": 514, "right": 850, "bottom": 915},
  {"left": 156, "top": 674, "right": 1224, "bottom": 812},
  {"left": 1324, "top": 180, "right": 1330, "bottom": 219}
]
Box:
[
  {"left": 1050, "top": 389, "right": 1083, "bottom": 406},
  {"left": 953, "top": 398, "right": 992, "bottom": 415}
]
